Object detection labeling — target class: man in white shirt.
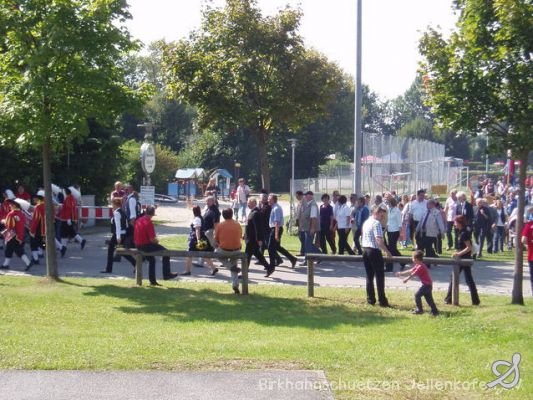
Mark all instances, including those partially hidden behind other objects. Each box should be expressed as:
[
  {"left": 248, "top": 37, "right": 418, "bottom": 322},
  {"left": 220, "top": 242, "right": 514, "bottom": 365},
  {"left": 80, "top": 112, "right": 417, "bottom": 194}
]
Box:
[
  {"left": 298, "top": 190, "right": 321, "bottom": 264},
  {"left": 443, "top": 189, "right": 458, "bottom": 250},
  {"left": 410, "top": 189, "right": 428, "bottom": 250}
]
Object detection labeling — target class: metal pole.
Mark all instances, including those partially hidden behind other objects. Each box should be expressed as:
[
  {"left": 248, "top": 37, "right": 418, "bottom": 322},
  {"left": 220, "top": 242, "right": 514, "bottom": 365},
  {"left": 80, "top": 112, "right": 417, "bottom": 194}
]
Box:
[
  {"left": 353, "top": 0, "right": 362, "bottom": 195},
  {"left": 288, "top": 139, "right": 296, "bottom": 230}
]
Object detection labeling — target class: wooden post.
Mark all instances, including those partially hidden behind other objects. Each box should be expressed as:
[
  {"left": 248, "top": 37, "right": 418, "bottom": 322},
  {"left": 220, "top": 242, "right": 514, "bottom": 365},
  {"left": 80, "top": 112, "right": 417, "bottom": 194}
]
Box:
[
  {"left": 307, "top": 258, "right": 314, "bottom": 298},
  {"left": 452, "top": 263, "right": 460, "bottom": 306},
  {"left": 241, "top": 256, "right": 249, "bottom": 295},
  {"left": 135, "top": 254, "right": 143, "bottom": 286}
]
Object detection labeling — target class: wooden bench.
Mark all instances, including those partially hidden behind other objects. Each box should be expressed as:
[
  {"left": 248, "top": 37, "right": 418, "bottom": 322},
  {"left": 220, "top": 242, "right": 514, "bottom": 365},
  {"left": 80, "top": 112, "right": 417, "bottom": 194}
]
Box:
[
  {"left": 115, "top": 248, "right": 249, "bottom": 295},
  {"left": 305, "top": 254, "right": 474, "bottom": 306}
]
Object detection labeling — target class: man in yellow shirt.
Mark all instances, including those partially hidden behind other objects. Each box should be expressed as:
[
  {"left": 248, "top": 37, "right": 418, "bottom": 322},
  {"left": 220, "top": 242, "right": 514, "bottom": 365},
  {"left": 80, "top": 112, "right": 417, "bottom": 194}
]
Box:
[{"left": 214, "top": 208, "right": 243, "bottom": 294}]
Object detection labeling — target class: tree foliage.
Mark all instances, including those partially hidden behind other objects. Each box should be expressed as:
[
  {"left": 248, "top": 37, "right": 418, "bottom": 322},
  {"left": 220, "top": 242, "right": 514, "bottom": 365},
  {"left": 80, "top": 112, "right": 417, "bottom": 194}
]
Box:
[
  {"left": 0, "top": 0, "right": 141, "bottom": 278},
  {"left": 159, "top": 0, "right": 341, "bottom": 191},
  {"left": 419, "top": 0, "right": 532, "bottom": 304}
]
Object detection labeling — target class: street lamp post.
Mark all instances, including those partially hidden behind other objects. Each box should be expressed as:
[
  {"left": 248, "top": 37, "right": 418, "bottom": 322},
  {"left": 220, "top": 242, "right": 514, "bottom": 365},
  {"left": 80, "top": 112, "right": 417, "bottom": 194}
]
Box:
[
  {"left": 138, "top": 122, "right": 155, "bottom": 186},
  {"left": 353, "top": 0, "right": 363, "bottom": 195},
  {"left": 288, "top": 138, "right": 297, "bottom": 231}
]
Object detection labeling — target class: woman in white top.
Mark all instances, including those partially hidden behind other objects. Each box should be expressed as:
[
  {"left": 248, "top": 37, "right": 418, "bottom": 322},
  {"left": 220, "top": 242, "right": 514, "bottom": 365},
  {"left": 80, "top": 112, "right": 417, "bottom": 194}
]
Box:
[
  {"left": 336, "top": 195, "right": 355, "bottom": 255},
  {"left": 385, "top": 197, "right": 404, "bottom": 271}
]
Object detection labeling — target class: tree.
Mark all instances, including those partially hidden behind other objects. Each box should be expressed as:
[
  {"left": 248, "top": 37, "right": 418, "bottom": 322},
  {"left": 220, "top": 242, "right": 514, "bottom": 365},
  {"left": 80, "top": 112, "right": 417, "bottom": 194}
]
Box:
[
  {"left": 419, "top": 0, "right": 533, "bottom": 304},
  {"left": 159, "top": 0, "right": 340, "bottom": 191},
  {"left": 0, "top": 0, "right": 140, "bottom": 279}
]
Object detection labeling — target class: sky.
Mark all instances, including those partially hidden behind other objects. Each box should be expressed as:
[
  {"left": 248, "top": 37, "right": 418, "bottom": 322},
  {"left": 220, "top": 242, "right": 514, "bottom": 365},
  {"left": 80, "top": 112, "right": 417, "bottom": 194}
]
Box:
[{"left": 125, "top": 0, "right": 458, "bottom": 100}]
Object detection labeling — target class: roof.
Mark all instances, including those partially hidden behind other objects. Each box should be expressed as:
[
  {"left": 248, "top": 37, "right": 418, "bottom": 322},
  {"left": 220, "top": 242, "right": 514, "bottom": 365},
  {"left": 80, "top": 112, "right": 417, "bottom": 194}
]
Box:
[
  {"left": 175, "top": 168, "right": 206, "bottom": 179},
  {"left": 210, "top": 169, "right": 233, "bottom": 179}
]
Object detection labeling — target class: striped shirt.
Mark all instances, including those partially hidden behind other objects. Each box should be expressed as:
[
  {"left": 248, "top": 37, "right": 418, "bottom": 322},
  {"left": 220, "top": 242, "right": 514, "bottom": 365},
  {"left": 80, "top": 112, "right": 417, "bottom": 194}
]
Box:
[{"left": 361, "top": 216, "right": 383, "bottom": 249}]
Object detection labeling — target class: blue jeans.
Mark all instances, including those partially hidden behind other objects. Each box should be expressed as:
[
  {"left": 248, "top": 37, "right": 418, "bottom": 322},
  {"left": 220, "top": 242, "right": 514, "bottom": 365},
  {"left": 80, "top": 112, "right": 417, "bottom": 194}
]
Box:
[
  {"left": 303, "top": 231, "right": 320, "bottom": 259},
  {"left": 238, "top": 202, "right": 247, "bottom": 220}
]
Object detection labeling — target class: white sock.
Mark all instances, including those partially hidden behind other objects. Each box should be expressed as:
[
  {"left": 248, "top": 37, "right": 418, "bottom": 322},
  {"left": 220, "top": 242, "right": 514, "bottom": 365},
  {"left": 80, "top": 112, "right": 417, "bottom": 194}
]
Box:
[
  {"left": 62, "top": 239, "right": 68, "bottom": 247},
  {"left": 74, "top": 234, "right": 83, "bottom": 243},
  {"left": 32, "top": 251, "right": 39, "bottom": 261},
  {"left": 21, "top": 254, "right": 31, "bottom": 267},
  {"left": 38, "top": 248, "right": 44, "bottom": 256},
  {"left": 2, "top": 257, "right": 11, "bottom": 267},
  {"left": 55, "top": 239, "right": 63, "bottom": 250}
]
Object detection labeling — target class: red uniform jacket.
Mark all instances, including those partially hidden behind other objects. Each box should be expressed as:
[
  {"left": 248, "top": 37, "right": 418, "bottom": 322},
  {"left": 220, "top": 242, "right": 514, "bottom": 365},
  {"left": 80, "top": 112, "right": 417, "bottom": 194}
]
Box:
[
  {"left": 134, "top": 215, "right": 156, "bottom": 247},
  {"left": 59, "top": 195, "right": 78, "bottom": 222},
  {"left": 5, "top": 209, "right": 26, "bottom": 243},
  {"left": 30, "top": 202, "right": 45, "bottom": 236}
]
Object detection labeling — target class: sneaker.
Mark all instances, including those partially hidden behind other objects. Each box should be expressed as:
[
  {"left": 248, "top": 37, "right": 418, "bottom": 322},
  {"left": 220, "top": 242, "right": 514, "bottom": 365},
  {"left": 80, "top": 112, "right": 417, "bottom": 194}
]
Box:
[
  {"left": 232, "top": 286, "right": 240, "bottom": 295},
  {"left": 81, "top": 239, "right": 87, "bottom": 250},
  {"left": 211, "top": 268, "right": 219, "bottom": 276},
  {"left": 180, "top": 271, "right": 191, "bottom": 276},
  {"left": 411, "top": 309, "right": 424, "bottom": 315},
  {"left": 264, "top": 267, "right": 275, "bottom": 277}
]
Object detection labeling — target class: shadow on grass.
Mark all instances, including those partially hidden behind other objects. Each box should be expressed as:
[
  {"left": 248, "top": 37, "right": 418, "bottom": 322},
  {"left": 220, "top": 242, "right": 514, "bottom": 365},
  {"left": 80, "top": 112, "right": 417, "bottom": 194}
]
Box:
[{"left": 83, "top": 284, "right": 405, "bottom": 329}]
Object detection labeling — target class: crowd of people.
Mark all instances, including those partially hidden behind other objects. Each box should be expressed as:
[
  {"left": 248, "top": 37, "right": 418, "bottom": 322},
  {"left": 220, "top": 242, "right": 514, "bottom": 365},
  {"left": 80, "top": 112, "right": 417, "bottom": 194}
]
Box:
[
  {"left": 1, "top": 184, "right": 86, "bottom": 271},
  {"left": 3, "top": 176, "right": 532, "bottom": 308}
]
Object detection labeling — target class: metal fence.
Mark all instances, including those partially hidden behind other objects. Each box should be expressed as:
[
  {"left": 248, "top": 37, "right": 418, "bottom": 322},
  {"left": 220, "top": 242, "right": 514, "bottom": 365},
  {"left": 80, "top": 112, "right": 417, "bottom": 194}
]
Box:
[{"left": 294, "top": 135, "right": 462, "bottom": 197}]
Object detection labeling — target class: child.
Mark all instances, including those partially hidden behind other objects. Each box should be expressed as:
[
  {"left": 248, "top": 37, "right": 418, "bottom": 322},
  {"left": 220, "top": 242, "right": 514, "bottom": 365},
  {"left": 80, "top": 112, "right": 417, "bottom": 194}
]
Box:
[{"left": 396, "top": 250, "right": 439, "bottom": 316}]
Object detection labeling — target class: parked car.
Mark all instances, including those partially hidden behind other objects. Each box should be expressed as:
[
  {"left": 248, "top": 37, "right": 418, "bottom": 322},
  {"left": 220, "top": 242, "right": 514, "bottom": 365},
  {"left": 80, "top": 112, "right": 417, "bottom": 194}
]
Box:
[{"left": 154, "top": 194, "right": 178, "bottom": 204}]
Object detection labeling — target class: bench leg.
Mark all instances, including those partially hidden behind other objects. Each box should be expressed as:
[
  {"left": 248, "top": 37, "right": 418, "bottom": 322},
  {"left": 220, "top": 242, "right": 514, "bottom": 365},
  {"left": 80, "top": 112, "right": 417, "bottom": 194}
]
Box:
[
  {"left": 307, "top": 259, "right": 314, "bottom": 298},
  {"left": 241, "top": 257, "right": 249, "bottom": 295},
  {"left": 135, "top": 254, "right": 143, "bottom": 286},
  {"left": 452, "top": 264, "right": 460, "bottom": 306}
]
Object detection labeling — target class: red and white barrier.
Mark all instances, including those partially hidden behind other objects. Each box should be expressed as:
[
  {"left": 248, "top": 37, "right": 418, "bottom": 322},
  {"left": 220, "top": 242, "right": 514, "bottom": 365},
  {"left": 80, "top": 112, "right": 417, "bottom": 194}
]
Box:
[{"left": 80, "top": 206, "right": 113, "bottom": 220}]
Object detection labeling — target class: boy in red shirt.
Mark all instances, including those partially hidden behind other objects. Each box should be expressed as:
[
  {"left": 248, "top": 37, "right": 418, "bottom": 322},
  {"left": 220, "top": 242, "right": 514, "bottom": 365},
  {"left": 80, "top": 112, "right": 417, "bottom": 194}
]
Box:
[
  {"left": 521, "top": 206, "right": 533, "bottom": 296},
  {"left": 396, "top": 250, "right": 439, "bottom": 316}
]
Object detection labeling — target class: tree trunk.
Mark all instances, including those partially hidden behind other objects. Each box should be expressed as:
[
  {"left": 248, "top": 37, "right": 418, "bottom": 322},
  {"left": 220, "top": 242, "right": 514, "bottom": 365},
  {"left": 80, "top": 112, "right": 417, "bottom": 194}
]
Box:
[
  {"left": 256, "top": 128, "right": 271, "bottom": 192},
  {"left": 43, "top": 139, "right": 59, "bottom": 279},
  {"left": 511, "top": 150, "right": 528, "bottom": 305}
]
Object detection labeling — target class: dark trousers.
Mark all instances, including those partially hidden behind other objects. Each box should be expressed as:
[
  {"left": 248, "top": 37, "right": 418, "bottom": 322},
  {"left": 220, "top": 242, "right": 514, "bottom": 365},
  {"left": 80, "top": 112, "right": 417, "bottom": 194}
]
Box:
[
  {"left": 415, "top": 284, "right": 439, "bottom": 315},
  {"left": 319, "top": 228, "right": 336, "bottom": 254},
  {"left": 298, "top": 231, "right": 305, "bottom": 255},
  {"left": 138, "top": 243, "right": 171, "bottom": 284},
  {"left": 411, "top": 220, "right": 418, "bottom": 246},
  {"left": 486, "top": 228, "right": 494, "bottom": 253},
  {"left": 30, "top": 232, "right": 44, "bottom": 252},
  {"left": 422, "top": 235, "right": 437, "bottom": 261},
  {"left": 353, "top": 228, "right": 363, "bottom": 255},
  {"left": 493, "top": 226, "right": 505, "bottom": 253},
  {"left": 414, "top": 221, "right": 424, "bottom": 250},
  {"left": 337, "top": 228, "right": 355, "bottom": 255},
  {"left": 436, "top": 234, "right": 443, "bottom": 254},
  {"left": 473, "top": 226, "right": 488, "bottom": 256},
  {"left": 446, "top": 221, "right": 454, "bottom": 249},
  {"left": 268, "top": 227, "right": 297, "bottom": 266},
  {"left": 385, "top": 231, "right": 402, "bottom": 271},
  {"left": 106, "top": 233, "right": 136, "bottom": 272},
  {"left": 245, "top": 241, "right": 269, "bottom": 268},
  {"left": 445, "top": 265, "right": 480, "bottom": 305},
  {"left": 5, "top": 238, "right": 26, "bottom": 259},
  {"left": 362, "top": 248, "right": 388, "bottom": 305}
]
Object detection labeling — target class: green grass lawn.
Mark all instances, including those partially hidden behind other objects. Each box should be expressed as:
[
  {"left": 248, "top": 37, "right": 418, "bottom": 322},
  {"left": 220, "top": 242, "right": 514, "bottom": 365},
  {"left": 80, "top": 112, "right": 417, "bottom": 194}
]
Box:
[{"left": 0, "top": 276, "right": 531, "bottom": 399}]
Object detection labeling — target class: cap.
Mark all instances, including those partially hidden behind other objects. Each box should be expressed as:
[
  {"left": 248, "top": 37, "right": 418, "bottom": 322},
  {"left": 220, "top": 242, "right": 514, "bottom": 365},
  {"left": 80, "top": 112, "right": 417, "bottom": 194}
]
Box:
[
  {"left": 37, "top": 190, "right": 45, "bottom": 197},
  {"left": 304, "top": 190, "right": 314, "bottom": 196}
]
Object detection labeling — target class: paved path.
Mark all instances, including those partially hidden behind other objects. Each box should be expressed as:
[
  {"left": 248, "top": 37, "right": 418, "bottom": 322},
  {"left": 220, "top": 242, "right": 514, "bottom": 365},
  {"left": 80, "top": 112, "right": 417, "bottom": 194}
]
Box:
[
  {"left": 0, "top": 370, "right": 333, "bottom": 400},
  {"left": 0, "top": 202, "right": 530, "bottom": 297}
]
